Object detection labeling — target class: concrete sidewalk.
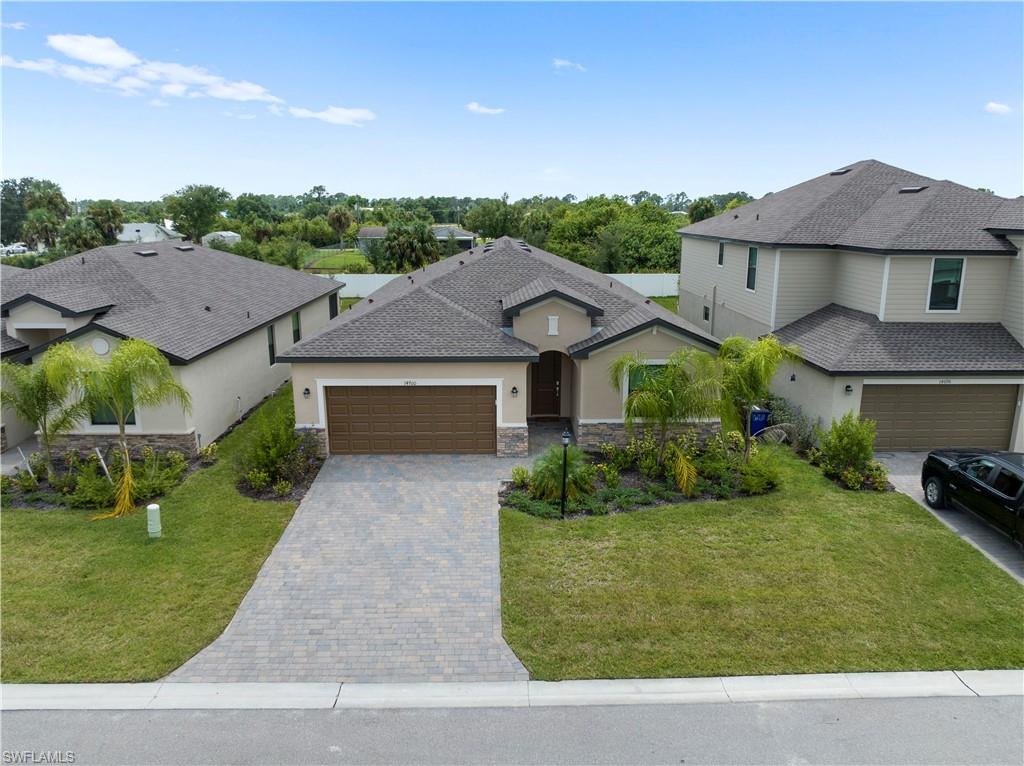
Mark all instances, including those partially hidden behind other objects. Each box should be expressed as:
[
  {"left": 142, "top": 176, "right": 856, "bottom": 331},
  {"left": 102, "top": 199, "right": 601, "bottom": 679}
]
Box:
[{"left": 3, "top": 670, "right": 1020, "bottom": 710}]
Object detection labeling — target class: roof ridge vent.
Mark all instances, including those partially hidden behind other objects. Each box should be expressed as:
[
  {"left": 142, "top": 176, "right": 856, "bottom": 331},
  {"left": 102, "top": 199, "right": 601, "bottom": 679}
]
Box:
[
  {"left": 898, "top": 185, "right": 928, "bottom": 194},
  {"left": 830, "top": 168, "right": 852, "bottom": 176},
  {"left": 134, "top": 249, "right": 158, "bottom": 257},
  {"left": 175, "top": 245, "right": 194, "bottom": 252}
]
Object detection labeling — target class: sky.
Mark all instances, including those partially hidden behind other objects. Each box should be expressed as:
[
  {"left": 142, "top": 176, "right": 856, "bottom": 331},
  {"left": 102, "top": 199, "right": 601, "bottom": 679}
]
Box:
[{"left": 2, "top": 2, "right": 1022, "bottom": 202}]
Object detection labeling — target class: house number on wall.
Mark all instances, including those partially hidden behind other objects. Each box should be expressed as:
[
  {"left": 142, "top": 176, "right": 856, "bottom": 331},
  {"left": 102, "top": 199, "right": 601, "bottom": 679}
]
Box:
[{"left": 403, "top": 380, "right": 417, "bottom": 386}]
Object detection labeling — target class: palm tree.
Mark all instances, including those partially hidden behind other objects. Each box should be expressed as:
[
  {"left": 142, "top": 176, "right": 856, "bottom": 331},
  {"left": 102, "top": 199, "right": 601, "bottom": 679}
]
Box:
[
  {"left": 25, "top": 180, "right": 71, "bottom": 219},
  {"left": 60, "top": 215, "right": 104, "bottom": 253},
  {"left": 0, "top": 342, "right": 93, "bottom": 479},
  {"left": 83, "top": 339, "right": 191, "bottom": 519},
  {"left": 718, "top": 335, "right": 800, "bottom": 461},
  {"left": 21, "top": 208, "right": 60, "bottom": 250},
  {"left": 85, "top": 200, "right": 125, "bottom": 243},
  {"left": 687, "top": 197, "right": 717, "bottom": 223},
  {"left": 610, "top": 348, "right": 721, "bottom": 462},
  {"left": 326, "top": 205, "right": 354, "bottom": 249}
]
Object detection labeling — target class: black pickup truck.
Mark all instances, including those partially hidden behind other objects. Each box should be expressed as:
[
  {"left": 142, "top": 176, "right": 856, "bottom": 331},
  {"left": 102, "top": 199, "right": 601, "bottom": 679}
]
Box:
[{"left": 921, "top": 450, "right": 1024, "bottom": 544}]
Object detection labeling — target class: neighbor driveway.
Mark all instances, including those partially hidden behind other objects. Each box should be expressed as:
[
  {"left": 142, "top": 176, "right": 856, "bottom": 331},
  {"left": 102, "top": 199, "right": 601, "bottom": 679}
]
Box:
[
  {"left": 876, "top": 452, "right": 1023, "bottom": 584},
  {"left": 171, "top": 454, "right": 529, "bottom": 683}
]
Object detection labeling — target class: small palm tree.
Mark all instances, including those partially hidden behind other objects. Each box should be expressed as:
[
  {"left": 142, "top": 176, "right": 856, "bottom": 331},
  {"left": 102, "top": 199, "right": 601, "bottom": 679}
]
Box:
[
  {"left": 0, "top": 342, "right": 93, "bottom": 480},
  {"left": 610, "top": 348, "right": 721, "bottom": 462},
  {"left": 718, "top": 335, "right": 800, "bottom": 461},
  {"left": 83, "top": 339, "right": 192, "bottom": 519}
]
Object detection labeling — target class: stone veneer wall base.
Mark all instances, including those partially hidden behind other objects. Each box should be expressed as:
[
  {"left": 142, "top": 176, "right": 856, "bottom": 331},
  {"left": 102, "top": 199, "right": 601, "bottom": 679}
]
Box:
[
  {"left": 575, "top": 421, "right": 720, "bottom": 451},
  {"left": 54, "top": 431, "right": 200, "bottom": 458},
  {"left": 497, "top": 426, "right": 529, "bottom": 457}
]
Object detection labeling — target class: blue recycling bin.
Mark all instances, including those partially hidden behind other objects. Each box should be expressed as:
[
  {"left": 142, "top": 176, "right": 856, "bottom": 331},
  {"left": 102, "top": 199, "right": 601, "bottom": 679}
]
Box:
[{"left": 749, "top": 406, "right": 770, "bottom": 437}]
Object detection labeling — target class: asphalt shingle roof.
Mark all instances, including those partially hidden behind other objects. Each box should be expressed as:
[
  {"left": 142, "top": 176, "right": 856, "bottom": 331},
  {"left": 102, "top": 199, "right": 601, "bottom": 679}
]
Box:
[
  {"left": 773, "top": 304, "right": 1024, "bottom": 375},
  {"left": 500, "top": 276, "right": 603, "bottom": 317},
  {"left": 0, "top": 242, "right": 338, "bottom": 362},
  {"left": 680, "top": 160, "right": 1021, "bottom": 254},
  {"left": 281, "top": 237, "right": 717, "bottom": 361}
]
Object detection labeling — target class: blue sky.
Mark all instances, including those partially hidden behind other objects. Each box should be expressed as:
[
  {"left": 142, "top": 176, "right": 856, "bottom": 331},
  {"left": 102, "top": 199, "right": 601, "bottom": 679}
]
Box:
[{"left": 2, "top": 2, "right": 1021, "bottom": 201}]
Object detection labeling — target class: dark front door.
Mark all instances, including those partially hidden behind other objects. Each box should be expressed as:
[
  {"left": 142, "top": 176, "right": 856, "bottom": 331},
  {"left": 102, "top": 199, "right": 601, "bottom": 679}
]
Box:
[{"left": 531, "top": 351, "right": 561, "bottom": 417}]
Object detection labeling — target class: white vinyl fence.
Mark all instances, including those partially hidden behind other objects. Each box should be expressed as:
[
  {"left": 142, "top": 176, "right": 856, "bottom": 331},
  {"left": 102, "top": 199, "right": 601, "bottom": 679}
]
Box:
[{"left": 325, "top": 272, "right": 680, "bottom": 298}]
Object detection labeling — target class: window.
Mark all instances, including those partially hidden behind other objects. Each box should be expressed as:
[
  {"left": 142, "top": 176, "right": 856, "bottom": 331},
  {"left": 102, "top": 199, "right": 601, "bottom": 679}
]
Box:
[
  {"left": 992, "top": 469, "right": 1023, "bottom": 499},
  {"left": 291, "top": 311, "right": 302, "bottom": 342},
  {"left": 547, "top": 315, "right": 559, "bottom": 336},
  {"left": 960, "top": 458, "right": 997, "bottom": 483},
  {"left": 267, "top": 325, "right": 276, "bottom": 366},
  {"left": 746, "top": 247, "right": 758, "bottom": 291},
  {"left": 91, "top": 402, "right": 135, "bottom": 426},
  {"left": 717, "top": 242, "right": 725, "bottom": 266},
  {"left": 928, "top": 258, "right": 963, "bottom": 311},
  {"left": 628, "top": 364, "right": 665, "bottom": 394},
  {"left": 329, "top": 293, "right": 339, "bottom": 320},
  {"left": 703, "top": 306, "right": 710, "bottom": 322}
]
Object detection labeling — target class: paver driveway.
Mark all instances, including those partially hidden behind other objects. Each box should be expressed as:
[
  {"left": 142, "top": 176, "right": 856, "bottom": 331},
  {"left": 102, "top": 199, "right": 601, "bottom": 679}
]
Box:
[{"left": 171, "top": 455, "right": 529, "bottom": 682}]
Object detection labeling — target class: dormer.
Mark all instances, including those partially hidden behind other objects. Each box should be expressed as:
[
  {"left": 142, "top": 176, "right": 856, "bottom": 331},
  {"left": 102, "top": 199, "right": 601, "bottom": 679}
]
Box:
[
  {"left": 501, "top": 277, "right": 603, "bottom": 352},
  {"left": 1, "top": 295, "right": 107, "bottom": 349}
]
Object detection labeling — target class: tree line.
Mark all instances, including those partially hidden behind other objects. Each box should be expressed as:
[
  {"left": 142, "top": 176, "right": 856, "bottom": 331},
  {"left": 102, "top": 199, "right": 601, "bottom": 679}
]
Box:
[{"left": 1, "top": 178, "right": 752, "bottom": 273}]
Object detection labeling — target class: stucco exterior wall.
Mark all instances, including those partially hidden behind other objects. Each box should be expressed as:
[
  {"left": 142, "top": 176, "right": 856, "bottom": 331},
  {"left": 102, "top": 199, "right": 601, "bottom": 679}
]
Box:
[
  {"left": 1, "top": 405, "right": 36, "bottom": 451},
  {"left": 511, "top": 299, "right": 593, "bottom": 351},
  {"left": 773, "top": 250, "right": 835, "bottom": 326},
  {"left": 883, "top": 255, "right": 1008, "bottom": 322},
  {"left": 7, "top": 301, "right": 97, "bottom": 346},
  {"left": 771, "top": 362, "right": 860, "bottom": 433}
]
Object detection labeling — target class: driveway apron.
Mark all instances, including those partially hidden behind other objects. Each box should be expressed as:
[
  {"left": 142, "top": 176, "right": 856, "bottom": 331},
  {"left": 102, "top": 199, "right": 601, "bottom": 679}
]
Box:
[{"left": 171, "top": 455, "right": 529, "bottom": 682}]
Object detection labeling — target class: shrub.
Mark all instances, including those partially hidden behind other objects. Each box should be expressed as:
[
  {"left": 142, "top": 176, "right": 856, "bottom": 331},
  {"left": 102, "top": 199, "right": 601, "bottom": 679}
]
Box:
[
  {"left": 134, "top": 448, "right": 188, "bottom": 501},
  {"left": 27, "top": 451, "right": 47, "bottom": 478},
  {"left": 14, "top": 471, "right": 38, "bottom": 492},
  {"left": 503, "top": 490, "right": 560, "bottom": 518},
  {"left": 818, "top": 412, "right": 876, "bottom": 480},
  {"left": 529, "top": 445, "right": 595, "bottom": 503},
  {"left": 663, "top": 442, "right": 698, "bottom": 496},
  {"left": 237, "top": 405, "right": 300, "bottom": 483},
  {"left": 198, "top": 442, "right": 219, "bottom": 465},
  {"left": 246, "top": 469, "right": 271, "bottom": 492},
  {"left": 765, "top": 395, "right": 818, "bottom": 452},
  {"left": 840, "top": 468, "right": 864, "bottom": 490},
  {"left": 626, "top": 435, "right": 658, "bottom": 470},
  {"left": 596, "top": 463, "right": 620, "bottom": 489},
  {"left": 740, "top": 450, "right": 781, "bottom": 495},
  {"left": 864, "top": 459, "right": 890, "bottom": 491},
  {"left": 0, "top": 475, "right": 13, "bottom": 494},
  {"left": 600, "top": 442, "right": 632, "bottom": 472},
  {"left": 272, "top": 479, "right": 293, "bottom": 497},
  {"left": 66, "top": 461, "right": 115, "bottom": 509},
  {"left": 510, "top": 465, "right": 530, "bottom": 488}
]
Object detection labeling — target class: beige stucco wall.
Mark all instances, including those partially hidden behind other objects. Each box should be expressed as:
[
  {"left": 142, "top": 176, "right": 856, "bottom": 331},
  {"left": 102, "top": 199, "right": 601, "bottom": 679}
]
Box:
[
  {"left": 289, "top": 360, "right": 530, "bottom": 428},
  {"left": 512, "top": 299, "right": 593, "bottom": 351},
  {"left": 772, "top": 362, "right": 860, "bottom": 433},
  {"left": 883, "top": 255, "right": 1009, "bottom": 322},
  {"left": 7, "top": 301, "right": 97, "bottom": 346},
  {"left": 773, "top": 250, "right": 836, "bottom": 326},
  {"left": 576, "top": 327, "right": 717, "bottom": 422},
  {"left": 2, "top": 405, "right": 36, "bottom": 449}
]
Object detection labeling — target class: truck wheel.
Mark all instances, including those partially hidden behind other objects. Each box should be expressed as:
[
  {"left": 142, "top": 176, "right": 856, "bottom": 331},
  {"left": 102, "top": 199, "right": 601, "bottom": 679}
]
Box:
[{"left": 924, "top": 476, "right": 946, "bottom": 509}]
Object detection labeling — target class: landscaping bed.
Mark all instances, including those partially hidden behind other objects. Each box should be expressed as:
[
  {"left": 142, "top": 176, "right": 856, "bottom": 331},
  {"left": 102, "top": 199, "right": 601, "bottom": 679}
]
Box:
[
  {"left": 0, "top": 387, "right": 304, "bottom": 682},
  {"left": 500, "top": 446, "right": 1024, "bottom": 681}
]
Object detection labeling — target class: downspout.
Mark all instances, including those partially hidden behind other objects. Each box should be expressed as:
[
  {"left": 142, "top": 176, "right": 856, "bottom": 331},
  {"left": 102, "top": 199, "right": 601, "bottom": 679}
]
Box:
[{"left": 710, "top": 285, "right": 717, "bottom": 337}]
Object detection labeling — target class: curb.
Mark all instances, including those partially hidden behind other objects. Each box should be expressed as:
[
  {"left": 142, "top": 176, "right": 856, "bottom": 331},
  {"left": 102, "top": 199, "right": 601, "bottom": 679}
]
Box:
[{"left": 2, "top": 670, "right": 1021, "bottom": 711}]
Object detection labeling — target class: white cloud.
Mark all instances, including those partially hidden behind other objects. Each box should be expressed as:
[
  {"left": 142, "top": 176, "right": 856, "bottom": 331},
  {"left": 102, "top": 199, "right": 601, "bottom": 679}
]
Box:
[
  {"left": 149, "top": 98, "right": 168, "bottom": 107},
  {"left": 267, "top": 103, "right": 284, "bottom": 116},
  {"left": 1, "top": 54, "right": 58, "bottom": 74},
  {"left": 553, "top": 58, "right": 586, "bottom": 72},
  {"left": 466, "top": 101, "right": 504, "bottom": 115},
  {"left": 205, "top": 79, "right": 281, "bottom": 103},
  {"left": 985, "top": 101, "right": 1011, "bottom": 115},
  {"left": 47, "top": 34, "right": 140, "bottom": 68},
  {"left": 2, "top": 22, "right": 28, "bottom": 30},
  {"left": 289, "top": 105, "right": 376, "bottom": 126},
  {"left": 160, "top": 82, "right": 189, "bottom": 97}
]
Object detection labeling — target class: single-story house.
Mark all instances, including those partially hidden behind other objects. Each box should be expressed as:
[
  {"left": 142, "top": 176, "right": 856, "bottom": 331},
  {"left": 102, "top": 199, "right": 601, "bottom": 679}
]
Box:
[
  {"left": 116, "top": 222, "right": 183, "bottom": 244},
  {"left": 1, "top": 242, "right": 339, "bottom": 455},
  {"left": 280, "top": 236, "right": 719, "bottom": 456},
  {"left": 201, "top": 230, "right": 242, "bottom": 247},
  {"left": 357, "top": 225, "right": 477, "bottom": 254}
]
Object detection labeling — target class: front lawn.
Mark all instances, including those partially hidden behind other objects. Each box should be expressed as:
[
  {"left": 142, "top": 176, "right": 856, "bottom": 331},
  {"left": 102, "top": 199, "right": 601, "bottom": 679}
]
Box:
[
  {"left": 501, "top": 447, "right": 1024, "bottom": 680},
  {"left": 1, "top": 389, "right": 299, "bottom": 682}
]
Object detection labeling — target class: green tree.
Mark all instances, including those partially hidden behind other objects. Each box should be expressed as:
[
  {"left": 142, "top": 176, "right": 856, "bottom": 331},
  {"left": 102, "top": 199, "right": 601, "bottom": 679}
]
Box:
[
  {"left": 718, "top": 335, "right": 800, "bottom": 461},
  {"left": 232, "top": 193, "right": 278, "bottom": 223},
  {"left": 20, "top": 208, "right": 61, "bottom": 250},
  {"left": 258, "top": 236, "right": 314, "bottom": 269},
  {"left": 326, "top": 205, "right": 354, "bottom": 248},
  {"left": 164, "top": 185, "right": 231, "bottom": 242},
  {"left": 384, "top": 223, "right": 441, "bottom": 272},
  {"left": 1, "top": 177, "right": 38, "bottom": 242},
  {"left": 442, "top": 231, "right": 459, "bottom": 257},
  {"left": 463, "top": 194, "right": 521, "bottom": 239},
  {"left": 687, "top": 198, "right": 717, "bottom": 223},
  {"left": 85, "top": 200, "right": 125, "bottom": 243},
  {"left": 0, "top": 342, "right": 93, "bottom": 480},
  {"left": 60, "top": 215, "right": 104, "bottom": 253},
  {"left": 25, "top": 180, "right": 71, "bottom": 219},
  {"left": 83, "top": 339, "right": 192, "bottom": 519}
]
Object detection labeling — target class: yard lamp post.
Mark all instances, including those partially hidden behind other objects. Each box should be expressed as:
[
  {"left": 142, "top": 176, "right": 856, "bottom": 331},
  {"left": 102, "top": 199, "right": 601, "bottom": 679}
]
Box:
[{"left": 560, "top": 428, "right": 571, "bottom": 518}]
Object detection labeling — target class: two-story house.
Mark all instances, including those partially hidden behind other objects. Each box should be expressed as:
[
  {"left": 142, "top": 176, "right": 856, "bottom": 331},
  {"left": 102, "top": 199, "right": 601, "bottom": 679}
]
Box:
[
  {"left": 0, "top": 242, "right": 339, "bottom": 456},
  {"left": 677, "top": 160, "right": 1024, "bottom": 451}
]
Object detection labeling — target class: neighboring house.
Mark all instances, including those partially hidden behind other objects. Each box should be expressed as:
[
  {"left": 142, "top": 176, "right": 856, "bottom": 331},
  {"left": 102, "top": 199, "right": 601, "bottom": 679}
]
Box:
[
  {"left": 0, "top": 242, "right": 339, "bottom": 455},
  {"left": 0, "top": 263, "right": 32, "bottom": 452},
  {"left": 280, "top": 236, "right": 719, "bottom": 456},
  {"left": 356, "top": 225, "right": 477, "bottom": 254},
  {"left": 201, "top": 230, "right": 242, "bottom": 247},
  {"left": 116, "top": 222, "right": 183, "bottom": 244},
  {"left": 677, "top": 159, "right": 1024, "bottom": 451}
]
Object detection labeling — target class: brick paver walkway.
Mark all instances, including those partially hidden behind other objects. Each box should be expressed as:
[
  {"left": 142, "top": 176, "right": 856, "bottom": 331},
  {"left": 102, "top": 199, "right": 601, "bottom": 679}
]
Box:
[{"left": 171, "top": 455, "right": 529, "bottom": 682}]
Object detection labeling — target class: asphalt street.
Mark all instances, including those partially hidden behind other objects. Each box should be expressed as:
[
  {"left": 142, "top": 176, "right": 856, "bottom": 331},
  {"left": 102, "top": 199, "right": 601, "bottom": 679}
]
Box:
[{"left": 2, "top": 695, "right": 1022, "bottom": 765}]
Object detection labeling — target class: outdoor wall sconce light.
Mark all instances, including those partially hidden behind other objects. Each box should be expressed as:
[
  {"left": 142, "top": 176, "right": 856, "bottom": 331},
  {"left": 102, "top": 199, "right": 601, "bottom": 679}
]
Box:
[
  {"left": 844, "top": 384, "right": 854, "bottom": 394},
  {"left": 790, "top": 373, "right": 797, "bottom": 382},
  {"left": 303, "top": 387, "right": 311, "bottom": 399},
  {"left": 511, "top": 386, "right": 519, "bottom": 397}
]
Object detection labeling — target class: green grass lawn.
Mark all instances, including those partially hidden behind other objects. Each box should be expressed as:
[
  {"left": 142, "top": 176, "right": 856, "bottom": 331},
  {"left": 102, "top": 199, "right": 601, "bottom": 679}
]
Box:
[
  {"left": 306, "top": 249, "right": 372, "bottom": 272},
  {"left": 649, "top": 295, "right": 678, "bottom": 313},
  {"left": 501, "top": 447, "right": 1024, "bottom": 681},
  {"left": 1, "top": 388, "right": 299, "bottom": 682},
  {"left": 340, "top": 297, "right": 361, "bottom": 312}
]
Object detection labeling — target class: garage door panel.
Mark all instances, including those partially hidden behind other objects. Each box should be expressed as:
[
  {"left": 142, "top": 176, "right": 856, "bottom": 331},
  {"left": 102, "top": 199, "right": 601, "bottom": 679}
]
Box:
[
  {"left": 325, "top": 385, "right": 497, "bottom": 454},
  {"left": 861, "top": 384, "right": 1017, "bottom": 451}
]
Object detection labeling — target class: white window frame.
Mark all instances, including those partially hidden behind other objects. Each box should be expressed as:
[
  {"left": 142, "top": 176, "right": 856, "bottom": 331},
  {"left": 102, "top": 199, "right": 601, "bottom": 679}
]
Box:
[
  {"left": 925, "top": 256, "right": 966, "bottom": 314},
  {"left": 547, "top": 315, "right": 559, "bottom": 336}
]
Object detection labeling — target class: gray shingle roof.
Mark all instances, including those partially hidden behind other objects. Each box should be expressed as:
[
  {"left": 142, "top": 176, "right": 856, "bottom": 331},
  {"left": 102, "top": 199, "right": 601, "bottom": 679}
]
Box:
[
  {"left": 1, "top": 242, "right": 338, "bottom": 362},
  {"left": 281, "top": 237, "right": 717, "bottom": 362},
  {"left": 500, "top": 276, "right": 603, "bottom": 317},
  {"left": 773, "top": 304, "right": 1024, "bottom": 375},
  {"left": 116, "top": 222, "right": 182, "bottom": 243},
  {"left": 986, "top": 197, "right": 1024, "bottom": 233},
  {"left": 0, "top": 265, "right": 28, "bottom": 356},
  {"left": 680, "top": 160, "right": 1020, "bottom": 254}
]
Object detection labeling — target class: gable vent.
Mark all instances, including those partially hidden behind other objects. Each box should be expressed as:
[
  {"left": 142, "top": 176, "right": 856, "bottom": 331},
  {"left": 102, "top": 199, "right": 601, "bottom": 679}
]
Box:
[
  {"left": 830, "top": 168, "right": 852, "bottom": 176},
  {"left": 175, "top": 245, "right": 194, "bottom": 252},
  {"left": 898, "top": 186, "right": 928, "bottom": 194},
  {"left": 134, "top": 249, "right": 158, "bottom": 257}
]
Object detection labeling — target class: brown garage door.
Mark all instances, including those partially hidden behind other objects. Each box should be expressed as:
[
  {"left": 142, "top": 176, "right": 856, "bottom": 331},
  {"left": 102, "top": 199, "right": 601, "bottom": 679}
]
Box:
[
  {"left": 860, "top": 384, "right": 1018, "bottom": 451},
  {"left": 324, "top": 385, "right": 496, "bottom": 454}
]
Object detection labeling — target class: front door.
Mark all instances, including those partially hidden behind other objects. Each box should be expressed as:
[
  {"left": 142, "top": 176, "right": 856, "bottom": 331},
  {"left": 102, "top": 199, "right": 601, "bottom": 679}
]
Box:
[{"left": 531, "top": 351, "right": 561, "bottom": 417}]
